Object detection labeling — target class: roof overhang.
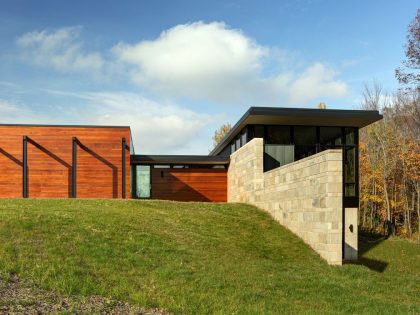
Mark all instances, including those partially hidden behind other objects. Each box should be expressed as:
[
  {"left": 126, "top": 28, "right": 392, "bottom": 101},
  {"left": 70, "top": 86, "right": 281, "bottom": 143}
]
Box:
[
  {"left": 209, "top": 107, "right": 383, "bottom": 156},
  {"left": 131, "top": 155, "right": 230, "bottom": 165}
]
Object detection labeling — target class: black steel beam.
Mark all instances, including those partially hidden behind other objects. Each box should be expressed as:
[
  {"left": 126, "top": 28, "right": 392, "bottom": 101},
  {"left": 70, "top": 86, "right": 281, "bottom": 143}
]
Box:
[
  {"left": 131, "top": 155, "right": 230, "bottom": 165},
  {"left": 22, "top": 136, "right": 27, "bottom": 198},
  {"left": 72, "top": 137, "right": 77, "bottom": 198},
  {"left": 122, "top": 137, "right": 126, "bottom": 199}
]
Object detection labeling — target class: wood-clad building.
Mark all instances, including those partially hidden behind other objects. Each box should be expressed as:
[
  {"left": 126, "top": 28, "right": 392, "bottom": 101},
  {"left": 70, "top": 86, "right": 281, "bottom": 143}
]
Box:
[
  {"left": 130, "top": 155, "right": 228, "bottom": 202},
  {"left": 0, "top": 107, "right": 382, "bottom": 203},
  {"left": 0, "top": 107, "right": 385, "bottom": 265},
  {"left": 0, "top": 125, "right": 131, "bottom": 199}
]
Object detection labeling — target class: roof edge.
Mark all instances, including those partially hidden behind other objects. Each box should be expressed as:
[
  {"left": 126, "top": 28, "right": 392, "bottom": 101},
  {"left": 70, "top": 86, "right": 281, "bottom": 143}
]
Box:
[{"left": 209, "top": 106, "right": 383, "bottom": 156}]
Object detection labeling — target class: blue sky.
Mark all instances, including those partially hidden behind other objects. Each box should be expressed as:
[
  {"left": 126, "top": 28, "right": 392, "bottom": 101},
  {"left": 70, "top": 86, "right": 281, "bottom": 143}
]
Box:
[{"left": 0, "top": 0, "right": 418, "bottom": 154}]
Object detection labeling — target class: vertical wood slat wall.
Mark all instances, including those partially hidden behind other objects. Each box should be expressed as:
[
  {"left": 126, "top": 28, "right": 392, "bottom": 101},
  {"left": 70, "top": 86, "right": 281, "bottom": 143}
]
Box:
[{"left": 0, "top": 126, "right": 130, "bottom": 199}]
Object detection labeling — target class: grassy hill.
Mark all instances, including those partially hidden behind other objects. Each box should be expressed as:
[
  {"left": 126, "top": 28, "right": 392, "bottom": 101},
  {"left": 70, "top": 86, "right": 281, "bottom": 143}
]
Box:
[{"left": 0, "top": 199, "right": 419, "bottom": 314}]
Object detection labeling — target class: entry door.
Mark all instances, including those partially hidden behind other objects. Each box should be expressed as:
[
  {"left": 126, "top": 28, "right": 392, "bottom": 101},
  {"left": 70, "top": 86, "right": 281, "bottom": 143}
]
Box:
[{"left": 136, "top": 165, "right": 151, "bottom": 198}]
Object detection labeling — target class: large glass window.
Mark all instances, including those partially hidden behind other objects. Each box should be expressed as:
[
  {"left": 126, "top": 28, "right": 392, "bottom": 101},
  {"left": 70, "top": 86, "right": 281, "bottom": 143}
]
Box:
[
  {"left": 293, "top": 126, "right": 317, "bottom": 160},
  {"left": 265, "top": 126, "right": 291, "bottom": 144},
  {"left": 294, "top": 145, "right": 317, "bottom": 160},
  {"left": 345, "top": 128, "right": 355, "bottom": 145},
  {"left": 264, "top": 144, "right": 294, "bottom": 171},
  {"left": 264, "top": 126, "right": 293, "bottom": 171},
  {"left": 261, "top": 125, "right": 358, "bottom": 199},
  {"left": 320, "top": 127, "right": 342, "bottom": 146},
  {"left": 294, "top": 126, "right": 317, "bottom": 145}
]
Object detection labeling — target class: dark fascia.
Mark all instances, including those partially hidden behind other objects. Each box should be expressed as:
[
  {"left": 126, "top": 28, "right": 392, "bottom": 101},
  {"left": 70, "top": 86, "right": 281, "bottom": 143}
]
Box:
[
  {"left": 209, "top": 106, "right": 383, "bottom": 156},
  {"left": 131, "top": 155, "right": 230, "bottom": 165}
]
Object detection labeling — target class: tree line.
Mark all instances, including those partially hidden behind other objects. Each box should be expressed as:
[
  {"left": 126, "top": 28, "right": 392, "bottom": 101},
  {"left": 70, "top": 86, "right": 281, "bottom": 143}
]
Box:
[{"left": 359, "top": 9, "right": 419, "bottom": 240}]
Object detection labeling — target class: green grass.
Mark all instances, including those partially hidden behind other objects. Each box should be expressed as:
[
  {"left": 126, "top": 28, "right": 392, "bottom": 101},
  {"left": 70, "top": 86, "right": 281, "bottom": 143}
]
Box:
[{"left": 0, "top": 199, "right": 419, "bottom": 314}]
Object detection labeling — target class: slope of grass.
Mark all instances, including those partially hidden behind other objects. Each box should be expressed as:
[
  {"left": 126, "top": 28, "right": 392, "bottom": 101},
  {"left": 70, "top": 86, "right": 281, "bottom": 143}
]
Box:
[{"left": 0, "top": 199, "right": 419, "bottom": 314}]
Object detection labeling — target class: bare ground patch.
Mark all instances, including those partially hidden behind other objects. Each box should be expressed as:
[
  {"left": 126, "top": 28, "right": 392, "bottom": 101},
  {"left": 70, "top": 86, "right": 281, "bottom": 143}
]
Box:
[{"left": 0, "top": 275, "right": 169, "bottom": 315}]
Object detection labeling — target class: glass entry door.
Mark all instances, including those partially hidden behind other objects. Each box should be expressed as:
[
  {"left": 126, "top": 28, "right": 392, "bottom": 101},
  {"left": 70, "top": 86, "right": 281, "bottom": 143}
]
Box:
[{"left": 136, "top": 165, "right": 151, "bottom": 198}]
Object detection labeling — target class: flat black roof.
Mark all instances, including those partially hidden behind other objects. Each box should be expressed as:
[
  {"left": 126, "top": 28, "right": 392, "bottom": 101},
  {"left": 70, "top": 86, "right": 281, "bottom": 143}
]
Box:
[
  {"left": 209, "top": 106, "right": 383, "bottom": 156},
  {"left": 131, "top": 155, "right": 229, "bottom": 165}
]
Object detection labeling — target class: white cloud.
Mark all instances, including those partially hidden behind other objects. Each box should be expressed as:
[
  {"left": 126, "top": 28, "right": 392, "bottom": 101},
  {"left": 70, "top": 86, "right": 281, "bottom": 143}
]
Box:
[
  {"left": 0, "top": 99, "right": 21, "bottom": 114},
  {"left": 113, "top": 21, "right": 348, "bottom": 105},
  {"left": 85, "top": 92, "right": 215, "bottom": 154},
  {"left": 0, "top": 90, "right": 217, "bottom": 154},
  {"left": 15, "top": 23, "right": 348, "bottom": 106},
  {"left": 287, "top": 63, "right": 348, "bottom": 104},
  {"left": 0, "top": 99, "right": 43, "bottom": 123},
  {"left": 16, "top": 26, "right": 104, "bottom": 74},
  {"left": 112, "top": 22, "right": 267, "bottom": 102},
  {"left": 43, "top": 90, "right": 216, "bottom": 154}
]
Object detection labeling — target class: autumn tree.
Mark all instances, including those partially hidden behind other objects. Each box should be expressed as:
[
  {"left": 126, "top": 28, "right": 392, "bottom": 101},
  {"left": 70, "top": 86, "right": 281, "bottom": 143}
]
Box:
[
  {"left": 395, "top": 9, "right": 420, "bottom": 92},
  {"left": 360, "top": 83, "right": 420, "bottom": 239},
  {"left": 212, "top": 123, "right": 232, "bottom": 147}
]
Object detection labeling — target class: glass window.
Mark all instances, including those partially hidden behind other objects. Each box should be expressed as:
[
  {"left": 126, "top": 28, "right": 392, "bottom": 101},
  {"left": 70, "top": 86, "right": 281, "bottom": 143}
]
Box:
[
  {"left": 230, "top": 141, "right": 236, "bottom": 153},
  {"left": 294, "top": 126, "right": 317, "bottom": 145},
  {"left": 294, "top": 145, "right": 317, "bottom": 160},
  {"left": 241, "top": 130, "right": 247, "bottom": 146},
  {"left": 236, "top": 137, "right": 241, "bottom": 150},
  {"left": 265, "top": 126, "right": 291, "bottom": 144},
  {"left": 320, "top": 127, "right": 342, "bottom": 146},
  {"left": 345, "top": 128, "right": 356, "bottom": 145},
  {"left": 345, "top": 147, "right": 356, "bottom": 183},
  {"left": 345, "top": 184, "right": 356, "bottom": 196},
  {"left": 264, "top": 145, "right": 294, "bottom": 171},
  {"left": 173, "top": 165, "right": 189, "bottom": 168},
  {"left": 253, "top": 125, "right": 264, "bottom": 138}
]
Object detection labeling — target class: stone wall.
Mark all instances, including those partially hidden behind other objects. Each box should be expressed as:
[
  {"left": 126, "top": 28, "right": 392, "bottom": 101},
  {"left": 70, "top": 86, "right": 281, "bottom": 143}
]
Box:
[{"left": 228, "top": 138, "right": 344, "bottom": 265}]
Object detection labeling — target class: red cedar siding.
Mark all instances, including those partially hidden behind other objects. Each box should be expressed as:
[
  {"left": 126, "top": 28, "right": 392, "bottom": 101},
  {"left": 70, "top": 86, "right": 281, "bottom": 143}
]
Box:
[
  {"left": 0, "top": 126, "right": 130, "bottom": 199},
  {"left": 151, "top": 168, "right": 227, "bottom": 202}
]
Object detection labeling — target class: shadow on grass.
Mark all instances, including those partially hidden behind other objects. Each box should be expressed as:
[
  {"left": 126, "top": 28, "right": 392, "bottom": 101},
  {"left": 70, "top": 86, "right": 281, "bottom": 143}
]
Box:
[{"left": 350, "top": 230, "right": 388, "bottom": 273}]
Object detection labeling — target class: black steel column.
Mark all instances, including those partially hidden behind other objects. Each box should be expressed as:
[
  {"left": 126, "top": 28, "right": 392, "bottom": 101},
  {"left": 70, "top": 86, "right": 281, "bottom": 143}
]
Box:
[
  {"left": 122, "top": 137, "right": 126, "bottom": 199},
  {"left": 72, "top": 137, "right": 77, "bottom": 198},
  {"left": 22, "top": 136, "right": 27, "bottom": 198}
]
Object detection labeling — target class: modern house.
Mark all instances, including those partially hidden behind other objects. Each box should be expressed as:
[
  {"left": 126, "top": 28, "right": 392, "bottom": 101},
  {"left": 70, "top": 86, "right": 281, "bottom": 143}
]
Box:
[{"left": 0, "top": 107, "right": 382, "bottom": 265}]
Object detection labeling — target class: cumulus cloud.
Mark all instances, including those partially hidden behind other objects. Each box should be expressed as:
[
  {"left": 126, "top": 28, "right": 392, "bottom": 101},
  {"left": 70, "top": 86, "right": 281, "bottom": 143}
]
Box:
[
  {"left": 112, "top": 21, "right": 347, "bottom": 105},
  {"left": 15, "top": 23, "right": 348, "bottom": 106},
  {"left": 16, "top": 26, "right": 104, "bottom": 74},
  {"left": 86, "top": 92, "right": 215, "bottom": 153},
  {"left": 44, "top": 90, "right": 216, "bottom": 154},
  {"left": 287, "top": 63, "right": 348, "bottom": 104},
  {"left": 112, "top": 22, "right": 267, "bottom": 102}
]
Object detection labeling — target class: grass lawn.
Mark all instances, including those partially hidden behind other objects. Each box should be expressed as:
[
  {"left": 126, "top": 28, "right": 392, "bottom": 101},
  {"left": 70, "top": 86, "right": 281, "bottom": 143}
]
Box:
[{"left": 0, "top": 199, "right": 419, "bottom": 314}]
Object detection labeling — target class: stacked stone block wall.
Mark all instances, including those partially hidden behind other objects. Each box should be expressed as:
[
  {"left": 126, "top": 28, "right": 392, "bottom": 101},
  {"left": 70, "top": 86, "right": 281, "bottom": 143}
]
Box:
[{"left": 228, "top": 138, "right": 344, "bottom": 265}]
